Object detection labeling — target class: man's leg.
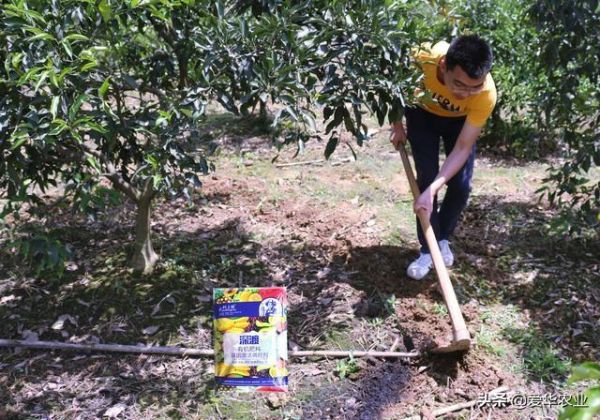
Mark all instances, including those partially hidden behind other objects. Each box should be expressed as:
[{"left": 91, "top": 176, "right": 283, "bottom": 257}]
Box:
[
  {"left": 405, "top": 107, "right": 441, "bottom": 253},
  {"left": 439, "top": 120, "right": 476, "bottom": 241}
]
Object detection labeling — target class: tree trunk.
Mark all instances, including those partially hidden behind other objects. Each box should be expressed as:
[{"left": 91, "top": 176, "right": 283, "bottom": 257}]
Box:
[
  {"left": 131, "top": 184, "right": 158, "bottom": 274},
  {"left": 259, "top": 100, "right": 267, "bottom": 122},
  {"left": 178, "top": 54, "right": 188, "bottom": 89}
]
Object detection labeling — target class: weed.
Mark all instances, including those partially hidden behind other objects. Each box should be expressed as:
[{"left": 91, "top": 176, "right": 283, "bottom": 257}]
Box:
[
  {"left": 480, "top": 304, "right": 521, "bottom": 329},
  {"left": 384, "top": 294, "right": 397, "bottom": 317},
  {"left": 432, "top": 302, "right": 448, "bottom": 316},
  {"left": 322, "top": 329, "right": 355, "bottom": 350},
  {"left": 382, "top": 227, "right": 407, "bottom": 247},
  {"left": 475, "top": 326, "right": 506, "bottom": 356},
  {"left": 415, "top": 298, "right": 428, "bottom": 312},
  {"left": 504, "top": 328, "right": 571, "bottom": 382},
  {"left": 335, "top": 357, "right": 360, "bottom": 379},
  {"left": 368, "top": 317, "right": 384, "bottom": 327}
]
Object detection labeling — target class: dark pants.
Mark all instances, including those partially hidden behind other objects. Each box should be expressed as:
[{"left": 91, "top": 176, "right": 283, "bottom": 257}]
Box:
[{"left": 405, "top": 106, "right": 476, "bottom": 253}]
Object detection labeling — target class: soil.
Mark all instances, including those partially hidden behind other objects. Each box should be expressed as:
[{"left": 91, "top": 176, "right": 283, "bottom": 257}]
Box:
[{"left": 1, "top": 127, "right": 598, "bottom": 419}]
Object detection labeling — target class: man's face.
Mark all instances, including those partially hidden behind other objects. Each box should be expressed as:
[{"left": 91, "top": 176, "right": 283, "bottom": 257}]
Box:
[{"left": 441, "top": 58, "right": 487, "bottom": 100}]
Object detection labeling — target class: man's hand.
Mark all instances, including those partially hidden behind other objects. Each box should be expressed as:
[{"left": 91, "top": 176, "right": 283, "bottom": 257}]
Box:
[
  {"left": 389, "top": 121, "right": 407, "bottom": 150},
  {"left": 414, "top": 186, "right": 435, "bottom": 219},
  {"left": 411, "top": 122, "right": 482, "bottom": 219}
]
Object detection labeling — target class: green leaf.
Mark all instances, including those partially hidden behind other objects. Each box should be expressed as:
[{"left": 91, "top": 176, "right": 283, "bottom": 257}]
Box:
[
  {"left": 10, "top": 136, "right": 28, "bottom": 150},
  {"left": 302, "top": 111, "right": 317, "bottom": 132},
  {"left": 152, "top": 174, "right": 163, "bottom": 189},
  {"left": 559, "top": 387, "right": 600, "bottom": 420},
  {"left": 569, "top": 363, "right": 600, "bottom": 383},
  {"left": 62, "top": 40, "right": 73, "bottom": 58},
  {"left": 324, "top": 136, "right": 339, "bottom": 159},
  {"left": 80, "top": 60, "right": 98, "bottom": 72},
  {"left": 50, "top": 96, "right": 60, "bottom": 119},
  {"left": 98, "top": 77, "right": 111, "bottom": 98},
  {"left": 48, "top": 119, "right": 69, "bottom": 136},
  {"left": 217, "top": 92, "right": 238, "bottom": 115},
  {"left": 86, "top": 122, "right": 108, "bottom": 135},
  {"left": 285, "top": 106, "right": 298, "bottom": 122},
  {"left": 86, "top": 155, "right": 102, "bottom": 172},
  {"left": 58, "top": 67, "right": 74, "bottom": 82},
  {"left": 216, "top": 0, "right": 224, "bottom": 18},
  {"left": 18, "top": 67, "right": 42, "bottom": 85},
  {"left": 145, "top": 154, "right": 159, "bottom": 170},
  {"left": 69, "top": 94, "right": 88, "bottom": 121},
  {"left": 20, "top": 7, "right": 47, "bottom": 24},
  {"left": 344, "top": 112, "right": 355, "bottom": 134},
  {"left": 34, "top": 70, "right": 49, "bottom": 93},
  {"left": 64, "top": 34, "right": 89, "bottom": 43},
  {"left": 11, "top": 52, "right": 23, "bottom": 70},
  {"left": 98, "top": 0, "right": 112, "bottom": 22},
  {"left": 48, "top": 69, "right": 59, "bottom": 88},
  {"left": 27, "top": 32, "right": 55, "bottom": 43}
]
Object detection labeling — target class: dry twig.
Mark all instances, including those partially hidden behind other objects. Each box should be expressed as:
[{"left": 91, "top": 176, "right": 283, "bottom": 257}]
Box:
[{"left": 0, "top": 339, "right": 421, "bottom": 359}]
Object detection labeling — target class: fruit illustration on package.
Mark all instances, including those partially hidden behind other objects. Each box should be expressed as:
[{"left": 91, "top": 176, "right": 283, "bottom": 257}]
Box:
[{"left": 213, "top": 287, "right": 288, "bottom": 392}]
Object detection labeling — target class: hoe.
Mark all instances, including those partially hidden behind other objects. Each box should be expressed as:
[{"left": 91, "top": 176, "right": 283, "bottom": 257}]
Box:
[{"left": 398, "top": 142, "right": 471, "bottom": 353}]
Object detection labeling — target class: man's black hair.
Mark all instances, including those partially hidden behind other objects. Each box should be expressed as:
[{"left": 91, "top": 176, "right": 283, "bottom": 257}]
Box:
[{"left": 445, "top": 35, "right": 493, "bottom": 79}]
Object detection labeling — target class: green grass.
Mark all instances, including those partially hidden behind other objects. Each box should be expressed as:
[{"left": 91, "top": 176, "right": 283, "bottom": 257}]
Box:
[
  {"left": 334, "top": 357, "right": 361, "bottom": 379},
  {"left": 431, "top": 302, "right": 448, "bottom": 316},
  {"left": 321, "top": 328, "right": 357, "bottom": 351},
  {"left": 504, "top": 328, "right": 571, "bottom": 383},
  {"left": 477, "top": 305, "right": 571, "bottom": 382},
  {"left": 472, "top": 159, "right": 548, "bottom": 196},
  {"left": 381, "top": 227, "right": 410, "bottom": 247},
  {"left": 367, "top": 317, "right": 385, "bottom": 327},
  {"left": 377, "top": 202, "right": 415, "bottom": 247},
  {"left": 475, "top": 326, "right": 507, "bottom": 356}
]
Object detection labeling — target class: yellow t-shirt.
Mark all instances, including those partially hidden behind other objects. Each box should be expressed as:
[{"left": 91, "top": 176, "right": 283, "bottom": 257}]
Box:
[{"left": 412, "top": 41, "right": 497, "bottom": 128}]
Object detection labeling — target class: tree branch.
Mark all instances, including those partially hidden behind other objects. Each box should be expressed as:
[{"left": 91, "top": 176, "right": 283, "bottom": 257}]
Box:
[
  {"left": 0, "top": 339, "right": 421, "bottom": 359},
  {"left": 81, "top": 144, "right": 140, "bottom": 203}
]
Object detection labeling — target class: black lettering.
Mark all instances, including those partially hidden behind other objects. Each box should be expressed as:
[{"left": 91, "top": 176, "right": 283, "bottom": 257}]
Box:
[{"left": 432, "top": 93, "right": 461, "bottom": 112}]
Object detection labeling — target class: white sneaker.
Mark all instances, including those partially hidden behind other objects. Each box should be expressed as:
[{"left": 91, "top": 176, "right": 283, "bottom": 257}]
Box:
[
  {"left": 439, "top": 240, "right": 454, "bottom": 267},
  {"left": 407, "top": 253, "right": 432, "bottom": 280}
]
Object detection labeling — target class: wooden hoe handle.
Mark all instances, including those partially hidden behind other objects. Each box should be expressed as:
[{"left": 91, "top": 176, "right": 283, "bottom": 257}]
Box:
[{"left": 398, "top": 143, "right": 471, "bottom": 346}]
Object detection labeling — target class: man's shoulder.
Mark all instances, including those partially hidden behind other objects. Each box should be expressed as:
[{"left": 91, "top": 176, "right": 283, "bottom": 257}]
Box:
[
  {"left": 471, "top": 76, "right": 497, "bottom": 110},
  {"left": 483, "top": 75, "right": 497, "bottom": 101},
  {"left": 412, "top": 41, "right": 449, "bottom": 63}
]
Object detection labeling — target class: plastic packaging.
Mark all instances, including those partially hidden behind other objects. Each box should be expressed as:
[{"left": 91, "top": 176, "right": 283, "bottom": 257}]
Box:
[{"left": 213, "top": 287, "right": 288, "bottom": 392}]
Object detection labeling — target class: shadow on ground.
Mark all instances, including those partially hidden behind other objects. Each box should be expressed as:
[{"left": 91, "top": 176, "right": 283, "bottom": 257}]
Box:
[{"left": 1, "top": 191, "right": 598, "bottom": 417}]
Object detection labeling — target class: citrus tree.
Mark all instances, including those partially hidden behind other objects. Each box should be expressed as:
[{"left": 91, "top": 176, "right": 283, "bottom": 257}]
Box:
[
  {"left": 530, "top": 0, "right": 600, "bottom": 237},
  {"left": 223, "top": 0, "right": 440, "bottom": 158},
  {"left": 1, "top": 0, "right": 213, "bottom": 273},
  {"left": 440, "top": 0, "right": 547, "bottom": 157},
  {"left": 1, "top": 0, "right": 440, "bottom": 274}
]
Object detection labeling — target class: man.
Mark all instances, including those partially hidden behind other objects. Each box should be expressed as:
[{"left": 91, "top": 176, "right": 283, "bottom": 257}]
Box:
[{"left": 390, "top": 35, "right": 496, "bottom": 280}]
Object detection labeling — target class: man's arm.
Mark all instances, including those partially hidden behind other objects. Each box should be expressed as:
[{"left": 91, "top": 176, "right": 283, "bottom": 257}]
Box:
[
  {"left": 414, "top": 121, "right": 482, "bottom": 216},
  {"left": 390, "top": 120, "right": 407, "bottom": 148}
]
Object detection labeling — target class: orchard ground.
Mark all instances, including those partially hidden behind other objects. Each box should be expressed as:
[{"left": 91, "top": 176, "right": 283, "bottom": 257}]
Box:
[{"left": 1, "top": 110, "right": 599, "bottom": 419}]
